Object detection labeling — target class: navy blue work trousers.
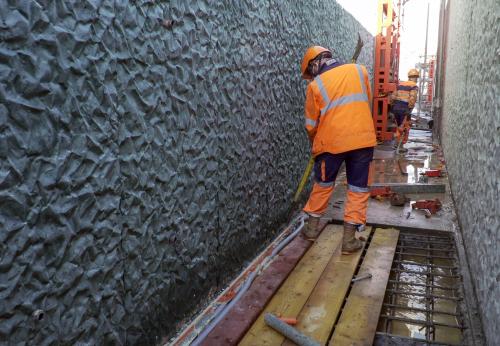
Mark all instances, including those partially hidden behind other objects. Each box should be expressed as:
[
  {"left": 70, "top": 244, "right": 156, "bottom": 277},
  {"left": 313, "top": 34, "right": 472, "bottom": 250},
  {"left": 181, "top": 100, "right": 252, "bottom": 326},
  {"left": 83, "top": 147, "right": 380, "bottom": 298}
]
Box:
[{"left": 313, "top": 146, "right": 374, "bottom": 190}]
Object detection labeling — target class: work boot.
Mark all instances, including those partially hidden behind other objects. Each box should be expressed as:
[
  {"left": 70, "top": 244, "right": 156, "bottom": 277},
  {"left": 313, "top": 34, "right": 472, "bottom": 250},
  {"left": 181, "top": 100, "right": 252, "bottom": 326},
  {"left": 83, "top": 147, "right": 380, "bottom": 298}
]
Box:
[
  {"left": 342, "top": 222, "right": 364, "bottom": 254},
  {"left": 303, "top": 216, "right": 321, "bottom": 239}
]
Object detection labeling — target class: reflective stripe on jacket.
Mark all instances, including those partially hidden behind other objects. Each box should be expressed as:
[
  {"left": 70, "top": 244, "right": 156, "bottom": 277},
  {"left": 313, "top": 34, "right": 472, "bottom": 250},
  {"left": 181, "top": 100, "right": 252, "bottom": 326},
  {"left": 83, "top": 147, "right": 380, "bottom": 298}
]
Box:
[
  {"left": 304, "top": 63, "right": 376, "bottom": 156},
  {"left": 391, "top": 80, "right": 418, "bottom": 112}
]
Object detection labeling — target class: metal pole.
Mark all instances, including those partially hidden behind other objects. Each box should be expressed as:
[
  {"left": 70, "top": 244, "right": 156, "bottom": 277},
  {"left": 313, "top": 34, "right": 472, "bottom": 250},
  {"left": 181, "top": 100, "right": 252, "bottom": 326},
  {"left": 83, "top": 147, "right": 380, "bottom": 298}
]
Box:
[
  {"left": 419, "top": 2, "right": 430, "bottom": 116},
  {"left": 264, "top": 314, "right": 320, "bottom": 346}
]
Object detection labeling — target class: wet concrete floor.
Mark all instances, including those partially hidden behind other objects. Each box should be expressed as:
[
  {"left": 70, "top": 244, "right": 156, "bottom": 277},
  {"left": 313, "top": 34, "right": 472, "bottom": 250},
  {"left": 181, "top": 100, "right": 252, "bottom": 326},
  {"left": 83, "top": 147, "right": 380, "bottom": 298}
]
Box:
[
  {"left": 327, "top": 129, "right": 457, "bottom": 232},
  {"left": 324, "top": 129, "right": 466, "bottom": 344}
]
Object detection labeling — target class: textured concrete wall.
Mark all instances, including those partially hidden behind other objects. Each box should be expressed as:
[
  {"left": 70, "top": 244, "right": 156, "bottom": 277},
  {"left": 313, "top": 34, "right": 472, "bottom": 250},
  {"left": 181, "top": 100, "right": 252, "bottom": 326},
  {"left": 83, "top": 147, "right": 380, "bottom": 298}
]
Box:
[
  {"left": 440, "top": 0, "right": 499, "bottom": 344},
  {"left": 0, "top": 1, "right": 373, "bottom": 344}
]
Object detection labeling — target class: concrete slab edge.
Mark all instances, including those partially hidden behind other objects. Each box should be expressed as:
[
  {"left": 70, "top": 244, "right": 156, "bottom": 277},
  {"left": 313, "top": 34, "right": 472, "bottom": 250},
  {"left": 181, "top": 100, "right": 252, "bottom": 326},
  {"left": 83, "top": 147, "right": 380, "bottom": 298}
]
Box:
[
  {"left": 445, "top": 176, "right": 487, "bottom": 346},
  {"left": 370, "top": 183, "right": 446, "bottom": 194},
  {"left": 374, "top": 332, "right": 451, "bottom": 346},
  {"left": 453, "top": 221, "right": 487, "bottom": 346},
  {"left": 328, "top": 219, "right": 453, "bottom": 235}
]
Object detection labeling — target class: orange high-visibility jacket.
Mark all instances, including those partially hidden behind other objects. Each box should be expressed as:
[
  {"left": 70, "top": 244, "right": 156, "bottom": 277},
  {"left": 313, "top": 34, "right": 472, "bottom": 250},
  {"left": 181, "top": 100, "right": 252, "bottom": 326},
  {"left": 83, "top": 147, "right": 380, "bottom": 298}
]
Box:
[
  {"left": 304, "top": 63, "right": 376, "bottom": 156},
  {"left": 390, "top": 80, "right": 418, "bottom": 110}
]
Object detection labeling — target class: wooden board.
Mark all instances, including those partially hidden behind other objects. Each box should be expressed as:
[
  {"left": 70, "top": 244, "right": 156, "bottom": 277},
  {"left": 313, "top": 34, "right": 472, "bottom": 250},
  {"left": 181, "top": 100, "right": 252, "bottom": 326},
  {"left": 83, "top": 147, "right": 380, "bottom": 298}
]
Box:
[
  {"left": 282, "top": 227, "right": 373, "bottom": 345},
  {"left": 239, "top": 225, "right": 343, "bottom": 346},
  {"left": 201, "top": 235, "right": 312, "bottom": 345},
  {"left": 329, "top": 228, "right": 399, "bottom": 346}
]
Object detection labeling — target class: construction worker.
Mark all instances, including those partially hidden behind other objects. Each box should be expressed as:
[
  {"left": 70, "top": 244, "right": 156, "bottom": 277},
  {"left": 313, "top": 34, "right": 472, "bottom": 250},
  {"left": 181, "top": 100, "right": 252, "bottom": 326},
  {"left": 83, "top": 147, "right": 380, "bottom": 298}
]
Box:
[
  {"left": 389, "top": 69, "right": 419, "bottom": 148},
  {"left": 300, "top": 46, "right": 377, "bottom": 254}
]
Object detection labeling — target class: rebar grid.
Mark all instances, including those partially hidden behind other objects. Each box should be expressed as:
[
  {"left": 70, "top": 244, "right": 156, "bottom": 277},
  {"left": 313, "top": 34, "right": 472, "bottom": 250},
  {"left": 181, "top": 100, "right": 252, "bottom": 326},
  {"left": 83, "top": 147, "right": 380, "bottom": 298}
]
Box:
[
  {"left": 382, "top": 303, "right": 459, "bottom": 317},
  {"left": 396, "top": 244, "right": 455, "bottom": 252},
  {"left": 392, "top": 260, "right": 458, "bottom": 271},
  {"left": 374, "top": 332, "right": 456, "bottom": 346},
  {"left": 398, "top": 237, "right": 453, "bottom": 244},
  {"left": 386, "top": 289, "right": 461, "bottom": 301},
  {"left": 399, "top": 234, "right": 451, "bottom": 241},
  {"left": 380, "top": 232, "right": 462, "bottom": 343},
  {"left": 390, "top": 268, "right": 460, "bottom": 278},
  {"left": 387, "top": 280, "right": 457, "bottom": 291},
  {"left": 394, "top": 251, "right": 455, "bottom": 260},
  {"left": 379, "top": 315, "right": 464, "bottom": 329},
  {"left": 385, "top": 231, "right": 403, "bottom": 334},
  {"left": 426, "top": 238, "right": 432, "bottom": 340}
]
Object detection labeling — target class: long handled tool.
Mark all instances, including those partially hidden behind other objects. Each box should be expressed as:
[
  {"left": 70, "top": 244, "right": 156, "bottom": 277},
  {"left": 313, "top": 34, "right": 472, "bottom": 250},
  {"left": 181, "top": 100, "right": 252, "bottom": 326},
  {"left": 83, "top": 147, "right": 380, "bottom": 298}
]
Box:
[
  {"left": 291, "top": 34, "right": 364, "bottom": 206},
  {"left": 293, "top": 157, "right": 315, "bottom": 203}
]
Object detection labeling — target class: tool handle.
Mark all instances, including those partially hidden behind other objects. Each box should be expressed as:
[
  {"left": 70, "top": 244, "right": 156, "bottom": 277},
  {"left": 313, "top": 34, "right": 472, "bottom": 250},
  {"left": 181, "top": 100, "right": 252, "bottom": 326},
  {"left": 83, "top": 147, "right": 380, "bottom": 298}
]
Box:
[
  {"left": 293, "top": 156, "right": 314, "bottom": 203},
  {"left": 279, "top": 317, "right": 298, "bottom": 325}
]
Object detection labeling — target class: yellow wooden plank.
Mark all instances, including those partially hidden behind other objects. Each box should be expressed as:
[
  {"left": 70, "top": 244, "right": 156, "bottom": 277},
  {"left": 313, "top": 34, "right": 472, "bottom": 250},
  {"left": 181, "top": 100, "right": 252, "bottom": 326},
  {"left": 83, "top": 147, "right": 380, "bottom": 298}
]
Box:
[
  {"left": 239, "top": 225, "right": 343, "bottom": 346},
  {"left": 282, "top": 227, "right": 373, "bottom": 346},
  {"left": 329, "top": 228, "right": 399, "bottom": 346}
]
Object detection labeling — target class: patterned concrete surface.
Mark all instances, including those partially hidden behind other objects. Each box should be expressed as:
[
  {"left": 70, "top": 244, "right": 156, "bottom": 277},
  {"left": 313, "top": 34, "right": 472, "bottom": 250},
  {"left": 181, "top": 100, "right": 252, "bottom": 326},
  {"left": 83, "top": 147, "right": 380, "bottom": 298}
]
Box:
[
  {"left": 0, "top": 1, "right": 373, "bottom": 344},
  {"left": 439, "top": 0, "right": 499, "bottom": 344}
]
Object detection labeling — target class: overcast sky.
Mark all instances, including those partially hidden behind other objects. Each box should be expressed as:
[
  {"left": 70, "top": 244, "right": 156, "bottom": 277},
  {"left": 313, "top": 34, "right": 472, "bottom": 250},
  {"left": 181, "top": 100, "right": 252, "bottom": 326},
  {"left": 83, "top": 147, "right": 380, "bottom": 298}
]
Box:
[{"left": 336, "top": 0, "right": 440, "bottom": 78}]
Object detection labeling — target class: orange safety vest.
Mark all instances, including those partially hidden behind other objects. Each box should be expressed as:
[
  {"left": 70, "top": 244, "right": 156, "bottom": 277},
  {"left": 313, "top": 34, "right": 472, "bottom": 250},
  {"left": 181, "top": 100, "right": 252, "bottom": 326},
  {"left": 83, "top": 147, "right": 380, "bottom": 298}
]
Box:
[
  {"left": 391, "top": 80, "right": 418, "bottom": 111},
  {"left": 304, "top": 63, "right": 376, "bottom": 156}
]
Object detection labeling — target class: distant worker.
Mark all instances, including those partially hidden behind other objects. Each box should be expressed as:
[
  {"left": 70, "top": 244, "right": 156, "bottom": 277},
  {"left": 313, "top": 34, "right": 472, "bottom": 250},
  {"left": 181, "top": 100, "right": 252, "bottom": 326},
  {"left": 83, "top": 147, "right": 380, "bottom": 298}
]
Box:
[
  {"left": 300, "top": 46, "right": 376, "bottom": 254},
  {"left": 389, "top": 69, "right": 420, "bottom": 148}
]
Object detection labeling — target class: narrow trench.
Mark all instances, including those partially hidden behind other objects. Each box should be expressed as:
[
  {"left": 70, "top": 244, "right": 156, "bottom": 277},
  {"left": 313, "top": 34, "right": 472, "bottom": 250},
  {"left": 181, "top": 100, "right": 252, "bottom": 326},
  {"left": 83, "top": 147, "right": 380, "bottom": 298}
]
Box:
[
  {"left": 324, "top": 229, "right": 465, "bottom": 345},
  {"left": 376, "top": 230, "right": 464, "bottom": 345}
]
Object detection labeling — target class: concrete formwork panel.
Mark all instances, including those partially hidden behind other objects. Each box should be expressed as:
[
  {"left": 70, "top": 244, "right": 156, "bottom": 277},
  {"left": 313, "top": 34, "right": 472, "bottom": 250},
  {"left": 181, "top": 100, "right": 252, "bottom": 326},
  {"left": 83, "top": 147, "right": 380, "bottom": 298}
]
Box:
[
  {"left": 0, "top": 1, "right": 373, "bottom": 344},
  {"left": 439, "top": 0, "right": 500, "bottom": 344}
]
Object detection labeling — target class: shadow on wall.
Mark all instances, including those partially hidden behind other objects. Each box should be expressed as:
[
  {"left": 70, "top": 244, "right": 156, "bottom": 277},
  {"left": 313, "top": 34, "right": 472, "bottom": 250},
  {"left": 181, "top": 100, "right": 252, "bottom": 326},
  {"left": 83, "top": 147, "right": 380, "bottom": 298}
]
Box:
[{"left": 0, "top": 1, "right": 373, "bottom": 344}]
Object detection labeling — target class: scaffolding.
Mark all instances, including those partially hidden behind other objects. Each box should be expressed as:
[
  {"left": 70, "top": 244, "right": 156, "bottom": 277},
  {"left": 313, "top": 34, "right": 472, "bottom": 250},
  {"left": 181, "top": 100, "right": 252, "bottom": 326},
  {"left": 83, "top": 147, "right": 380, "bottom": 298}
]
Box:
[{"left": 417, "top": 55, "right": 437, "bottom": 114}]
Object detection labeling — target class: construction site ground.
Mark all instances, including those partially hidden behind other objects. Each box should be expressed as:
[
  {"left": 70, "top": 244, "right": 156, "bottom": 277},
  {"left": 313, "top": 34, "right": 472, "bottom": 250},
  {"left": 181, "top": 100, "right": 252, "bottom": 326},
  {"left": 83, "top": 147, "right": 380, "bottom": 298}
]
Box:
[{"left": 170, "top": 128, "right": 485, "bottom": 346}]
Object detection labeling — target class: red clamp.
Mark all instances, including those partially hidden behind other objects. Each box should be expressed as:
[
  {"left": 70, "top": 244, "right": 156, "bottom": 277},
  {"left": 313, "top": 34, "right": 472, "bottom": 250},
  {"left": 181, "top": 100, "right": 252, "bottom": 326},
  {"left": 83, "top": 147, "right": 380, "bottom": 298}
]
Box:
[
  {"left": 370, "top": 186, "right": 393, "bottom": 198},
  {"left": 412, "top": 199, "right": 442, "bottom": 214},
  {"left": 420, "top": 169, "right": 444, "bottom": 177}
]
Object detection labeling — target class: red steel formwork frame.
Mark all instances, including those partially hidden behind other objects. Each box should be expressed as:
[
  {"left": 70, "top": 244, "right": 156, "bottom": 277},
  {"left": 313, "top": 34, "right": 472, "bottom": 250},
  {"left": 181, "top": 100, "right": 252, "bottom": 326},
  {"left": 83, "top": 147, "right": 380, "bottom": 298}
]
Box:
[{"left": 373, "top": 0, "right": 401, "bottom": 141}]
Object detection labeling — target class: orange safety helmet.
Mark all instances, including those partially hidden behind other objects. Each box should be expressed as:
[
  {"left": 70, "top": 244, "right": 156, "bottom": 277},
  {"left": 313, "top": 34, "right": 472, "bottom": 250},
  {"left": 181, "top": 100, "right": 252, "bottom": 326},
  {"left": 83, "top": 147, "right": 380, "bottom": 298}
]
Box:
[
  {"left": 301, "top": 46, "right": 331, "bottom": 79},
  {"left": 408, "top": 68, "right": 420, "bottom": 78}
]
